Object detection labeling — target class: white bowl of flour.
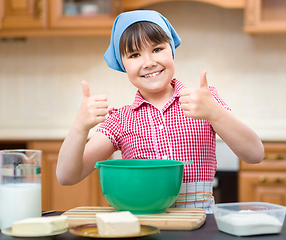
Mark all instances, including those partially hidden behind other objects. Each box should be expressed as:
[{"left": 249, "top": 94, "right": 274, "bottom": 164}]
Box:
[{"left": 212, "top": 202, "right": 286, "bottom": 236}]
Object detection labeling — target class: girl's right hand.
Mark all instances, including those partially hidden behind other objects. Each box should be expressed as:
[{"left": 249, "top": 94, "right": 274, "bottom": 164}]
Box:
[{"left": 75, "top": 80, "right": 109, "bottom": 132}]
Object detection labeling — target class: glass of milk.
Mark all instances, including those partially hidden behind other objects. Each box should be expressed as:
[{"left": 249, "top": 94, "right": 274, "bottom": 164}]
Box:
[{"left": 0, "top": 150, "right": 42, "bottom": 230}]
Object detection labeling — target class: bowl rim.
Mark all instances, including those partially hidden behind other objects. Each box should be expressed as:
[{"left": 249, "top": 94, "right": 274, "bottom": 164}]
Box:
[{"left": 94, "top": 159, "right": 187, "bottom": 169}]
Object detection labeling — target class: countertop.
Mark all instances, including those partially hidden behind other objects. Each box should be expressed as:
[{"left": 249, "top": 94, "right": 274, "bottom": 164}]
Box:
[
  {"left": 1, "top": 212, "right": 286, "bottom": 240},
  {"left": 0, "top": 128, "right": 286, "bottom": 142}
]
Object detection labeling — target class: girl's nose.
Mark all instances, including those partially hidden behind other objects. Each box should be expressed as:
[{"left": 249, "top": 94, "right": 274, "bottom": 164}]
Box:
[{"left": 142, "top": 54, "right": 156, "bottom": 68}]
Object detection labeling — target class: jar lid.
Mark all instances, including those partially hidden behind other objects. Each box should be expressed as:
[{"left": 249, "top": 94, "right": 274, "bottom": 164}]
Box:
[{"left": 0, "top": 164, "right": 41, "bottom": 177}]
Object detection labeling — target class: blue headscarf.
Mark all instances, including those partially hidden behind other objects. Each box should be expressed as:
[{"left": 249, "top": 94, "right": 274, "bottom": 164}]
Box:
[{"left": 104, "top": 10, "right": 181, "bottom": 72}]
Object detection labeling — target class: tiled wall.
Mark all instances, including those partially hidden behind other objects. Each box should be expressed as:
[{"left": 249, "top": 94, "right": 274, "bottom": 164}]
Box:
[{"left": 1, "top": 2, "right": 286, "bottom": 140}]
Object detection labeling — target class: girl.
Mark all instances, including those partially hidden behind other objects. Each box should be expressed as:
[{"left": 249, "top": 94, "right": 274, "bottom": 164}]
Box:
[{"left": 56, "top": 10, "right": 264, "bottom": 213}]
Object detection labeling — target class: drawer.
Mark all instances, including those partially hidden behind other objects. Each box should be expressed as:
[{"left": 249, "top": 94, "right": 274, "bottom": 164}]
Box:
[
  {"left": 240, "top": 142, "right": 286, "bottom": 171},
  {"left": 239, "top": 171, "right": 286, "bottom": 205}
]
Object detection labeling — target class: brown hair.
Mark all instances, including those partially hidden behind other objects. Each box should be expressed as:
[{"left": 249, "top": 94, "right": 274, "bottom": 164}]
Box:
[{"left": 119, "top": 21, "right": 171, "bottom": 57}]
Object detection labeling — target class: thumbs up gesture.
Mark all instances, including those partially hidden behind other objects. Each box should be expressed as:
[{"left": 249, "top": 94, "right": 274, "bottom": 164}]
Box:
[
  {"left": 179, "top": 70, "right": 218, "bottom": 120},
  {"left": 75, "top": 81, "right": 109, "bottom": 132}
]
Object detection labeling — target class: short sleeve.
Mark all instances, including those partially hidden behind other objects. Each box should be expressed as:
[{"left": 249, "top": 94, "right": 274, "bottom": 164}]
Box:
[
  {"left": 96, "top": 108, "right": 121, "bottom": 151},
  {"left": 209, "top": 86, "right": 231, "bottom": 111}
]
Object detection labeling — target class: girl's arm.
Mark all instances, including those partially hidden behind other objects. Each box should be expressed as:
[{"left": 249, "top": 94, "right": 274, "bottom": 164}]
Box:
[
  {"left": 179, "top": 70, "right": 264, "bottom": 164},
  {"left": 207, "top": 104, "right": 264, "bottom": 164},
  {"left": 56, "top": 81, "right": 114, "bottom": 185}
]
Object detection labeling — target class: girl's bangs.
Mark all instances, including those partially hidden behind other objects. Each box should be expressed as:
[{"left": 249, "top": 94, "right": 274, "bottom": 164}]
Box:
[{"left": 120, "top": 22, "right": 170, "bottom": 56}]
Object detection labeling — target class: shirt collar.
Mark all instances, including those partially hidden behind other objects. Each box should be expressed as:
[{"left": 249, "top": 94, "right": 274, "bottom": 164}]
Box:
[{"left": 130, "top": 78, "right": 186, "bottom": 110}]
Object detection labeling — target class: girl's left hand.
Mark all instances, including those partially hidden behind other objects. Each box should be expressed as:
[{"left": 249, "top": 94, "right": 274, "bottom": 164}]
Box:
[{"left": 179, "top": 70, "right": 219, "bottom": 121}]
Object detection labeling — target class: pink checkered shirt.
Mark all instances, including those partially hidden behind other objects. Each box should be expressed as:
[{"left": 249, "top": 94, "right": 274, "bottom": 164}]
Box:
[{"left": 97, "top": 79, "right": 230, "bottom": 183}]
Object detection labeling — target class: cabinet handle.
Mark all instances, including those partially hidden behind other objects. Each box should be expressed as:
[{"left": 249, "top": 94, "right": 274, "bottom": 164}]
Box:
[
  {"left": 263, "top": 153, "right": 286, "bottom": 160},
  {"left": 259, "top": 176, "right": 285, "bottom": 183},
  {"left": 37, "top": 0, "right": 44, "bottom": 19}
]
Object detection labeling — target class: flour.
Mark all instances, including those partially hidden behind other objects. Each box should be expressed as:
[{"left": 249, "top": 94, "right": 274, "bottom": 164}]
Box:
[{"left": 215, "top": 212, "right": 283, "bottom": 236}]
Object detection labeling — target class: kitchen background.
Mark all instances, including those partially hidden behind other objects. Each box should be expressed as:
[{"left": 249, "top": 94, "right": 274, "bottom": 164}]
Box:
[
  {"left": 1, "top": 1, "right": 286, "bottom": 141},
  {"left": 1, "top": 1, "right": 286, "bottom": 209}
]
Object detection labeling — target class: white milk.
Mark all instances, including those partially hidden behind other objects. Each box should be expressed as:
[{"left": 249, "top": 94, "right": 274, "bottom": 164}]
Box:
[
  {"left": 0, "top": 183, "right": 41, "bottom": 229},
  {"left": 215, "top": 212, "right": 283, "bottom": 236}
]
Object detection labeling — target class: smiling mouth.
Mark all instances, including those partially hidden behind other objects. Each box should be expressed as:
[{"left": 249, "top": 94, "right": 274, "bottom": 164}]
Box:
[{"left": 143, "top": 70, "right": 163, "bottom": 78}]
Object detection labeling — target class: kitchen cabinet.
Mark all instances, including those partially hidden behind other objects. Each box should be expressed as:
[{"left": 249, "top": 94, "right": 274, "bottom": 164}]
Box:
[
  {"left": 0, "top": 0, "right": 48, "bottom": 30},
  {"left": 0, "top": 0, "right": 122, "bottom": 37},
  {"left": 0, "top": 0, "right": 245, "bottom": 37},
  {"left": 3, "top": 0, "right": 286, "bottom": 36},
  {"left": 123, "top": 0, "right": 244, "bottom": 10},
  {"left": 27, "top": 140, "right": 109, "bottom": 211},
  {"left": 239, "top": 142, "right": 286, "bottom": 206},
  {"left": 244, "top": 0, "right": 286, "bottom": 33},
  {"left": 49, "top": 0, "right": 121, "bottom": 33}
]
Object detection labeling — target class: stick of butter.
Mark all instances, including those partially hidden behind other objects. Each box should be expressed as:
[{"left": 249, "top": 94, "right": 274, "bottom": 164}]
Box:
[
  {"left": 96, "top": 211, "right": 140, "bottom": 237},
  {"left": 12, "top": 216, "right": 68, "bottom": 235}
]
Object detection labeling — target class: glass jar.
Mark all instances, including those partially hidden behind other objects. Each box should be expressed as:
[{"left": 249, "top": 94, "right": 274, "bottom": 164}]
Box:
[{"left": 0, "top": 150, "right": 42, "bottom": 230}]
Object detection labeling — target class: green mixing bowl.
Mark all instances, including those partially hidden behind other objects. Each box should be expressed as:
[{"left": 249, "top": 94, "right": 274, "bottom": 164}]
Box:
[{"left": 94, "top": 159, "right": 192, "bottom": 214}]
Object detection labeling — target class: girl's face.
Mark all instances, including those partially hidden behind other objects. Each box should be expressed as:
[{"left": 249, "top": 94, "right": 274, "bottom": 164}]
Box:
[{"left": 121, "top": 41, "right": 175, "bottom": 100}]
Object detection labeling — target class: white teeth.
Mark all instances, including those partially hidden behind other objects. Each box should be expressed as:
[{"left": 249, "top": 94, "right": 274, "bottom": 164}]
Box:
[{"left": 144, "top": 71, "right": 160, "bottom": 78}]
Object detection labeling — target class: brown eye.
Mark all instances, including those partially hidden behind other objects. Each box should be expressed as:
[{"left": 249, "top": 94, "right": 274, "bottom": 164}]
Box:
[
  {"left": 130, "top": 53, "right": 140, "bottom": 58},
  {"left": 153, "top": 48, "right": 162, "bottom": 53}
]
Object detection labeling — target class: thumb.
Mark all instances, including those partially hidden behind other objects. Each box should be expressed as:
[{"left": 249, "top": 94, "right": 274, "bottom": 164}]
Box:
[
  {"left": 199, "top": 70, "right": 208, "bottom": 89},
  {"left": 82, "top": 80, "right": 90, "bottom": 98}
]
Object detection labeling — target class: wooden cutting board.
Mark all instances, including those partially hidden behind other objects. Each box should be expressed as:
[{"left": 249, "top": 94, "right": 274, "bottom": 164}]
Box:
[{"left": 62, "top": 206, "right": 206, "bottom": 230}]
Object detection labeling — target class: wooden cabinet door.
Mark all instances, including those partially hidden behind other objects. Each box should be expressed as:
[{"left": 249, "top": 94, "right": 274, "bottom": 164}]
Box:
[
  {"left": 255, "top": 186, "right": 286, "bottom": 206},
  {"left": 49, "top": 0, "right": 122, "bottom": 35},
  {"left": 0, "top": 0, "right": 48, "bottom": 30},
  {"left": 240, "top": 143, "right": 286, "bottom": 172},
  {"left": 123, "top": 0, "right": 244, "bottom": 11},
  {"left": 239, "top": 171, "right": 286, "bottom": 206},
  {"left": 244, "top": 0, "right": 286, "bottom": 33},
  {"left": 28, "top": 141, "right": 109, "bottom": 211}
]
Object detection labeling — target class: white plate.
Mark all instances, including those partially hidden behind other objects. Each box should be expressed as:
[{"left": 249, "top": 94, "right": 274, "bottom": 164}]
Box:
[{"left": 1, "top": 228, "right": 68, "bottom": 237}]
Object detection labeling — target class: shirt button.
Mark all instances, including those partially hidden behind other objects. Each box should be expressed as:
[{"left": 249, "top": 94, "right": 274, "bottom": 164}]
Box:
[{"left": 159, "top": 124, "right": 164, "bottom": 130}]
